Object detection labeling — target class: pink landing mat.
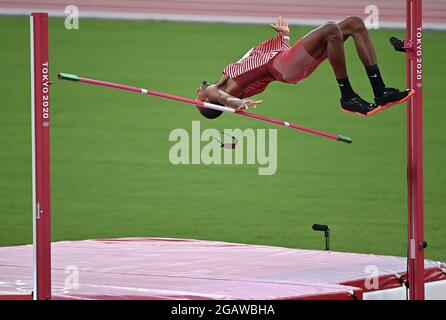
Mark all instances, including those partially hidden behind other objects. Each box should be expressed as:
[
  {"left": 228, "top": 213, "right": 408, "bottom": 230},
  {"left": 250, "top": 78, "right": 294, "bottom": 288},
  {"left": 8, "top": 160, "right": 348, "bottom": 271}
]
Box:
[{"left": 0, "top": 238, "right": 445, "bottom": 300}]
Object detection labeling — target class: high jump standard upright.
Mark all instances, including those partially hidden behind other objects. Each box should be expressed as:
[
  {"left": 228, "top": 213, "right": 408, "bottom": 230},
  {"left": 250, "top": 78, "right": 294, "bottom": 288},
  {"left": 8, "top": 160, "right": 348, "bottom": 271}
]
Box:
[
  {"left": 405, "top": 0, "right": 425, "bottom": 300},
  {"left": 30, "top": 12, "right": 51, "bottom": 301}
]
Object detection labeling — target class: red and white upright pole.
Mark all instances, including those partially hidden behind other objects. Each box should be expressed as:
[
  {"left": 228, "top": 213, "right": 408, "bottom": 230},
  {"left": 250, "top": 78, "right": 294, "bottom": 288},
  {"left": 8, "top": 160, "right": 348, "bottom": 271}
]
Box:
[
  {"left": 406, "top": 0, "right": 425, "bottom": 300},
  {"left": 30, "top": 12, "right": 51, "bottom": 300}
]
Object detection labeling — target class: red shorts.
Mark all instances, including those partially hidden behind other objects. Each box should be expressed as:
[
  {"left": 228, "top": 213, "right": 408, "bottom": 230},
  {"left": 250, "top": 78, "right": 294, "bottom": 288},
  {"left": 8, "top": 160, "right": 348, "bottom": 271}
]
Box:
[{"left": 270, "top": 40, "right": 327, "bottom": 84}]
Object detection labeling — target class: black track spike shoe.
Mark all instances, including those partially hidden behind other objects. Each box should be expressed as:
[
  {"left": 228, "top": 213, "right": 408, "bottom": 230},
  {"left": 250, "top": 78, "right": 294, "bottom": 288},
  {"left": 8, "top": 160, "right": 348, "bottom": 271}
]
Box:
[
  {"left": 374, "top": 87, "right": 414, "bottom": 110},
  {"left": 341, "top": 94, "right": 378, "bottom": 117}
]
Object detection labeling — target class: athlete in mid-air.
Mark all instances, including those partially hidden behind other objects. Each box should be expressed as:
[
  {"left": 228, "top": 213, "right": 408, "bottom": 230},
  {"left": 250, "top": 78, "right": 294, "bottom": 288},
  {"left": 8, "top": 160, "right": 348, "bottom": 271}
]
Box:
[{"left": 195, "top": 16, "right": 413, "bottom": 119}]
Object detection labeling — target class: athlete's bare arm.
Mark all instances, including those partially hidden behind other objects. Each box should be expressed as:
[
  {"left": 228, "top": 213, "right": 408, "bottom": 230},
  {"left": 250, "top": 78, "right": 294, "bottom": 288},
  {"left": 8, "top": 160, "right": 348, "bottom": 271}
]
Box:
[
  {"left": 270, "top": 16, "right": 290, "bottom": 45},
  {"left": 205, "top": 83, "right": 263, "bottom": 111},
  {"left": 196, "top": 74, "right": 263, "bottom": 111}
]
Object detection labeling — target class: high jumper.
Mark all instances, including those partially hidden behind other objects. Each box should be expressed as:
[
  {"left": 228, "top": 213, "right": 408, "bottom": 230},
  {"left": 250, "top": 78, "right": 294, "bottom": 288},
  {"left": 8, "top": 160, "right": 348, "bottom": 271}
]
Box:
[{"left": 195, "top": 16, "right": 414, "bottom": 118}]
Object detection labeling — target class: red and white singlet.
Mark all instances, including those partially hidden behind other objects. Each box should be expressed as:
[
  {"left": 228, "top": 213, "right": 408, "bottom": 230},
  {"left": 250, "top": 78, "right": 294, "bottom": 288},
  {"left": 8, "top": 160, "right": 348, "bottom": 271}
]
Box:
[{"left": 223, "top": 34, "right": 327, "bottom": 98}]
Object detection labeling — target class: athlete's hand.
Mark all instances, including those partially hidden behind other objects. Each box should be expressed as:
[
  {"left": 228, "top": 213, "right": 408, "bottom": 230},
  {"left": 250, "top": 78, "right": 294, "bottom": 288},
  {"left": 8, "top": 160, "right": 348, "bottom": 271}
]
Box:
[
  {"left": 270, "top": 16, "right": 290, "bottom": 36},
  {"left": 236, "top": 99, "right": 263, "bottom": 111}
]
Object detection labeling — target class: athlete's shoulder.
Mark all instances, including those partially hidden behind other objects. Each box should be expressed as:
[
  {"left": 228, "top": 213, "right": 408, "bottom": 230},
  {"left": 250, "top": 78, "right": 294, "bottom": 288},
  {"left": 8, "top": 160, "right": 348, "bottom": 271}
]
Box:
[{"left": 205, "top": 84, "right": 218, "bottom": 92}]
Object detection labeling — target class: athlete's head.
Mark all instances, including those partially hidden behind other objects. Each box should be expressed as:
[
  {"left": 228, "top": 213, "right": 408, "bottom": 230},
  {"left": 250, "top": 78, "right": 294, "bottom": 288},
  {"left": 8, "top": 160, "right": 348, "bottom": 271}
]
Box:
[{"left": 195, "top": 80, "right": 223, "bottom": 119}]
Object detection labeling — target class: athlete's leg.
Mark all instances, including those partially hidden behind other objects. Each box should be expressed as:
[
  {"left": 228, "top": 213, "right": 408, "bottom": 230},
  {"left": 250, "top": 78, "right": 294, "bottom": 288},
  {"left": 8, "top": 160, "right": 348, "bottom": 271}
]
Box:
[
  {"left": 295, "top": 22, "right": 375, "bottom": 115},
  {"left": 337, "top": 16, "right": 377, "bottom": 67},
  {"left": 337, "top": 16, "right": 413, "bottom": 108},
  {"left": 337, "top": 16, "right": 387, "bottom": 99},
  {"left": 300, "top": 22, "right": 347, "bottom": 79}
]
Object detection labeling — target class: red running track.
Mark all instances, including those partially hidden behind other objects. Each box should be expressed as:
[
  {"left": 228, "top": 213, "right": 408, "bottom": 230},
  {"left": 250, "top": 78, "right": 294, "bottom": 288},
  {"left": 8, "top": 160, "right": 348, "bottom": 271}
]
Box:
[{"left": 0, "top": 0, "right": 445, "bottom": 29}]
